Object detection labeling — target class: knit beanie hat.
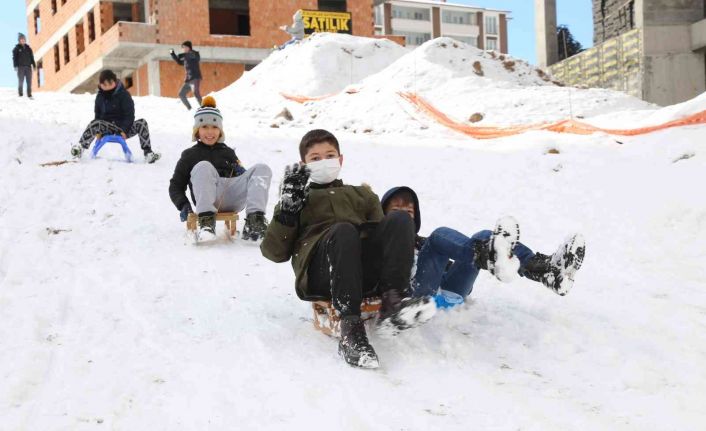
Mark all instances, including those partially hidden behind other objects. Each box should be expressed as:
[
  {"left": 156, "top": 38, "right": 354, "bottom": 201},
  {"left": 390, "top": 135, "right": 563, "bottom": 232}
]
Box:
[
  {"left": 193, "top": 96, "right": 225, "bottom": 143},
  {"left": 182, "top": 40, "right": 193, "bottom": 49},
  {"left": 18, "top": 33, "right": 26, "bottom": 42}
]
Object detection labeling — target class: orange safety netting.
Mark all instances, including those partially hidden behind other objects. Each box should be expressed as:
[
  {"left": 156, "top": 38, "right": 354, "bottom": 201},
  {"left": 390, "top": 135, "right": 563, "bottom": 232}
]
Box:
[
  {"left": 398, "top": 92, "right": 706, "bottom": 140},
  {"left": 280, "top": 88, "right": 359, "bottom": 104}
]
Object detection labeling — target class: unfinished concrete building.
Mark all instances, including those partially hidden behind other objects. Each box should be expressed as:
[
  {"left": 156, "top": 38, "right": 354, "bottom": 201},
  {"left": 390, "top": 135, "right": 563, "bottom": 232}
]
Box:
[
  {"left": 542, "top": 0, "right": 706, "bottom": 106},
  {"left": 25, "top": 0, "right": 376, "bottom": 96}
]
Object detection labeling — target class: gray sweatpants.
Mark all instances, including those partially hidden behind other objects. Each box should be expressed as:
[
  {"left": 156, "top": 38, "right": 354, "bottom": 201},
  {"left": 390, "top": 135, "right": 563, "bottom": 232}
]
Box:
[
  {"left": 179, "top": 79, "right": 202, "bottom": 110},
  {"left": 191, "top": 161, "right": 272, "bottom": 215},
  {"left": 17, "top": 66, "right": 32, "bottom": 97}
]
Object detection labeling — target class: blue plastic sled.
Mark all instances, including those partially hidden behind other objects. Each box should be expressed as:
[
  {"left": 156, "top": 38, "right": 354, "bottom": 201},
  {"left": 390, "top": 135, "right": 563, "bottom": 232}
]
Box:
[{"left": 91, "top": 134, "right": 133, "bottom": 163}]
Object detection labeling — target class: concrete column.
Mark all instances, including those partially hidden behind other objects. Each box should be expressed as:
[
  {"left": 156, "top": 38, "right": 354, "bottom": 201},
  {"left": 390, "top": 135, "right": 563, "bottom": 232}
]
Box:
[
  {"left": 148, "top": 59, "right": 161, "bottom": 96},
  {"left": 535, "top": 0, "right": 558, "bottom": 67}
]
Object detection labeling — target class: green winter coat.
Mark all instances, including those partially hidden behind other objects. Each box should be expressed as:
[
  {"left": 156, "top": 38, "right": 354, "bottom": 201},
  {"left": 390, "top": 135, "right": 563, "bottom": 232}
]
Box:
[{"left": 260, "top": 180, "right": 384, "bottom": 300}]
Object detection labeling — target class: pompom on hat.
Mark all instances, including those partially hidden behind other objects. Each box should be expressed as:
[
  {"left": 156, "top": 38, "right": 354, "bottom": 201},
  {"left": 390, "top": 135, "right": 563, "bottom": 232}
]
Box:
[{"left": 193, "top": 96, "right": 225, "bottom": 143}]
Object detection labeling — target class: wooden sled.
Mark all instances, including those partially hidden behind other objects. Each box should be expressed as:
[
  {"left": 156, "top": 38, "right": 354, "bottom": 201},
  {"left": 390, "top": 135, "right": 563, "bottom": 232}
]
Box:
[
  {"left": 186, "top": 212, "right": 239, "bottom": 238},
  {"left": 312, "top": 297, "right": 382, "bottom": 338}
]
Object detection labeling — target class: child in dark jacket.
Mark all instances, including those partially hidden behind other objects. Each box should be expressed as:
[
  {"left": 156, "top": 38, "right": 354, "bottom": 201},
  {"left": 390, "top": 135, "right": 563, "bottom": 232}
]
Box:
[
  {"left": 169, "top": 96, "right": 272, "bottom": 241},
  {"left": 71, "top": 69, "right": 160, "bottom": 163},
  {"left": 381, "top": 187, "right": 586, "bottom": 302},
  {"left": 260, "top": 130, "right": 435, "bottom": 369},
  {"left": 170, "top": 41, "right": 203, "bottom": 110}
]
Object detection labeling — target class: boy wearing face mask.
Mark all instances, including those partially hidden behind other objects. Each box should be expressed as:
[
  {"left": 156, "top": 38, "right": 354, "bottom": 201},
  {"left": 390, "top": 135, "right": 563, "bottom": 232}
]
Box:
[
  {"left": 169, "top": 96, "right": 273, "bottom": 242},
  {"left": 260, "top": 129, "right": 436, "bottom": 369}
]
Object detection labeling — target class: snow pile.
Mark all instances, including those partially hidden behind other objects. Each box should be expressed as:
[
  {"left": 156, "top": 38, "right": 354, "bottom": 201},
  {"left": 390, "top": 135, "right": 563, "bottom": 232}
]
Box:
[
  {"left": 298, "top": 37, "right": 653, "bottom": 135},
  {"left": 217, "top": 33, "right": 406, "bottom": 120},
  {"left": 1, "top": 85, "right": 706, "bottom": 429}
]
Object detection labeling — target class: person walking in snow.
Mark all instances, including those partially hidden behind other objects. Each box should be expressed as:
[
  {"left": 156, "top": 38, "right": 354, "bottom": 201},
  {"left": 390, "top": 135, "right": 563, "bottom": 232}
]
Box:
[
  {"left": 71, "top": 70, "right": 161, "bottom": 163},
  {"left": 12, "top": 33, "right": 35, "bottom": 99},
  {"left": 170, "top": 41, "right": 203, "bottom": 110},
  {"left": 169, "top": 96, "right": 272, "bottom": 242},
  {"left": 380, "top": 186, "right": 586, "bottom": 303},
  {"left": 260, "top": 129, "right": 436, "bottom": 369},
  {"left": 278, "top": 10, "right": 305, "bottom": 50}
]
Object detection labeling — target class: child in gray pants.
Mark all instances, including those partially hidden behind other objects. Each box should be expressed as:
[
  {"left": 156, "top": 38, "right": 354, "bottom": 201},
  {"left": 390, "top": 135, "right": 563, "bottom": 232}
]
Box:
[{"left": 168, "top": 96, "right": 272, "bottom": 241}]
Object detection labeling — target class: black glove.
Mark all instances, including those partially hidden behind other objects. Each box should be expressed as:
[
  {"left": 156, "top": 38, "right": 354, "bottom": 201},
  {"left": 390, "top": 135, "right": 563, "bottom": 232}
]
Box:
[
  {"left": 277, "top": 163, "right": 310, "bottom": 225},
  {"left": 169, "top": 49, "right": 175, "bottom": 54},
  {"left": 180, "top": 202, "right": 193, "bottom": 222}
]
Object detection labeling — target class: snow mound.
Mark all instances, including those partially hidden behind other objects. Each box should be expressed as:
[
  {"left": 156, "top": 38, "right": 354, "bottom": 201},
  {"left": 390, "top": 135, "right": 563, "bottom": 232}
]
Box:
[
  {"left": 291, "top": 37, "right": 653, "bottom": 136},
  {"left": 217, "top": 33, "right": 406, "bottom": 118}
]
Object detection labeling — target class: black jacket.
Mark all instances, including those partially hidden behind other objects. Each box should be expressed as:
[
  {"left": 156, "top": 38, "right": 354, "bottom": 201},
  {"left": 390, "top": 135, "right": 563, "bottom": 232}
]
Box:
[
  {"left": 171, "top": 50, "right": 202, "bottom": 82},
  {"left": 169, "top": 142, "right": 245, "bottom": 210},
  {"left": 12, "top": 44, "right": 36, "bottom": 68},
  {"left": 94, "top": 81, "right": 134, "bottom": 133}
]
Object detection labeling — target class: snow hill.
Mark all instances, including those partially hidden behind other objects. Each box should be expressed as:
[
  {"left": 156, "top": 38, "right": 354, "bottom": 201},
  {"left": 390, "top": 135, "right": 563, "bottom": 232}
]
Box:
[{"left": 1, "top": 34, "right": 706, "bottom": 430}]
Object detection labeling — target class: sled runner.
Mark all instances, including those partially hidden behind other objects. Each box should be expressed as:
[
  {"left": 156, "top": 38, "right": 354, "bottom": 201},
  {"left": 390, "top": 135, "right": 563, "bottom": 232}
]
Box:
[
  {"left": 312, "top": 298, "right": 382, "bottom": 338},
  {"left": 91, "top": 134, "right": 133, "bottom": 163},
  {"left": 186, "top": 212, "right": 239, "bottom": 238}
]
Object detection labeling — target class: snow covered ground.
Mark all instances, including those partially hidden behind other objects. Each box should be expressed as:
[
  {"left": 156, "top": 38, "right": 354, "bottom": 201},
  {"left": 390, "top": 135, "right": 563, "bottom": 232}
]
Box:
[{"left": 1, "top": 35, "right": 706, "bottom": 430}]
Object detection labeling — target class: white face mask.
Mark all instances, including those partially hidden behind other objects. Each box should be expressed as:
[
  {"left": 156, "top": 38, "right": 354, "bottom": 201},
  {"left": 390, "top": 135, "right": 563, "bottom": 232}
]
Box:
[{"left": 307, "top": 158, "right": 341, "bottom": 184}]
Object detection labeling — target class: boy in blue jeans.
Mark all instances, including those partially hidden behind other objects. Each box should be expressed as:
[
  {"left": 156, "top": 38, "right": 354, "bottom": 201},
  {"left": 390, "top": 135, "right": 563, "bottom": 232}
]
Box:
[{"left": 381, "top": 187, "right": 586, "bottom": 300}]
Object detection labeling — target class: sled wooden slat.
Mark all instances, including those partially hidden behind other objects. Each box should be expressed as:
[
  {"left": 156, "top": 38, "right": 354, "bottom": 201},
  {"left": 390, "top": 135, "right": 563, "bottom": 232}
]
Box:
[
  {"left": 312, "top": 297, "right": 382, "bottom": 338},
  {"left": 186, "top": 212, "right": 239, "bottom": 237}
]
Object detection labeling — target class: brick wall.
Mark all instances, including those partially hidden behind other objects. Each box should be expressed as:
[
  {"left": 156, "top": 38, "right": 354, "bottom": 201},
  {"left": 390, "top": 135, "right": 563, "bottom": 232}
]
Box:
[{"left": 159, "top": 61, "right": 245, "bottom": 98}]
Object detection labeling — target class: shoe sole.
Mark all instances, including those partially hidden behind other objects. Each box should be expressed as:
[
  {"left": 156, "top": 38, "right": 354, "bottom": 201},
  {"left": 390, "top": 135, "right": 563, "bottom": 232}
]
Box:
[
  {"left": 489, "top": 216, "right": 521, "bottom": 283},
  {"left": 553, "top": 234, "right": 586, "bottom": 296},
  {"left": 376, "top": 296, "right": 437, "bottom": 338}
]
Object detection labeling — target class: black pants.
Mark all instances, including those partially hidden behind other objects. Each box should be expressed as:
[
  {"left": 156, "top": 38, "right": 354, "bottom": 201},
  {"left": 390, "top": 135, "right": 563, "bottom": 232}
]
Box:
[
  {"left": 79, "top": 119, "right": 152, "bottom": 154},
  {"left": 179, "top": 79, "right": 202, "bottom": 110},
  {"left": 17, "top": 66, "right": 32, "bottom": 97},
  {"left": 307, "top": 211, "right": 416, "bottom": 317}
]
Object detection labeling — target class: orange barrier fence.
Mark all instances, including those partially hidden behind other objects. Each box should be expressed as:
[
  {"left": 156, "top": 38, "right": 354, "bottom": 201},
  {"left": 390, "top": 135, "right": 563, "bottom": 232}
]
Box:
[
  {"left": 398, "top": 92, "right": 706, "bottom": 139},
  {"left": 280, "top": 88, "right": 359, "bottom": 104}
]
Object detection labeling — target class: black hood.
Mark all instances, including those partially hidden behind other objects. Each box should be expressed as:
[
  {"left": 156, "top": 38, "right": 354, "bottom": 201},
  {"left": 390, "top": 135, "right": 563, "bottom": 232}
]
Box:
[{"left": 381, "top": 186, "right": 421, "bottom": 233}]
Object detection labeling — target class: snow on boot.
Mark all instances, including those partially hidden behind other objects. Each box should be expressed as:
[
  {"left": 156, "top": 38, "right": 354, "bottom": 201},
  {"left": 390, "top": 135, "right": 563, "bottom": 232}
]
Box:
[
  {"left": 338, "top": 315, "right": 379, "bottom": 369},
  {"left": 145, "top": 151, "right": 161, "bottom": 164},
  {"left": 523, "top": 234, "right": 586, "bottom": 296},
  {"left": 242, "top": 211, "right": 269, "bottom": 241},
  {"left": 196, "top": 212, "right": 217, "bottom": 242},
  {"left": 70, "top": 144, "right": 84, "bottom": 158},
  {"left": 474, "top": 216, "right": 521, "bottom": 283},
  {"left": 376, "top": 289, "right": 436, "bottom": 337}
]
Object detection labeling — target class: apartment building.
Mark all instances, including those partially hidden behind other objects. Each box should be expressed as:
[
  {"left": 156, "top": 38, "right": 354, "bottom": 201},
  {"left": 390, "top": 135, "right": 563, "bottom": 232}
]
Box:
[
  {"left": 543, "top": 0, "right": 706, "bottom": 105},
  {"left": 374, "top": 0, "right": 509, "bottom": 52},
  {"left": 24, "top": 0, "right": 376, "bottom": 96}
]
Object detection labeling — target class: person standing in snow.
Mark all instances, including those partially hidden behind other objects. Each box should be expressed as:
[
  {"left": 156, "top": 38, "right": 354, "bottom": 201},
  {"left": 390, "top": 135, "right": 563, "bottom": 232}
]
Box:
[
  {"left": 12, "top": 33, "right": 35, "bottom": 99},
  {"left": 380, "top": 186, "right": 586, "bottom": 302},
  {"left": 169, "top": 96, "right": 272, "bottom": 242},
  {"left": 71, "top": 70, "right": 161, "bottom": 163},
  {"left": 260, "top": 129, "right": 436, "bottom": 369},
  {"left": 170, "top": 41, "right": 203, "bottom": 110},
  {"left": 278, "top": 10, "right": 305, "bottom": 50}
]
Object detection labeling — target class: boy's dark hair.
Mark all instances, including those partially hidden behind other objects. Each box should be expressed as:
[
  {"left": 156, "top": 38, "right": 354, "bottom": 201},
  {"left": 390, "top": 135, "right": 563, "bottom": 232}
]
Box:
[
  {"left": 99, "top": 69, "right": 118, "bottom": 84},
  {"left": 385, "top": 189, "right": 415, "bottom": 210},
  {"left": 182, "top": 40, "right": 193, "bottom": 49},
  {"left": 299, "top": 129, "right": 340, "bottom": 160}
]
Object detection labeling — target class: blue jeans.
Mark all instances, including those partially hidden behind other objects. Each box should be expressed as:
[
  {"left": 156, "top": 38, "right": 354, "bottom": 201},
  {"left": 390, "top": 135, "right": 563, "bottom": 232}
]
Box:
[{"left": 412, "top": 227, "right": 536, "bottom": 298}]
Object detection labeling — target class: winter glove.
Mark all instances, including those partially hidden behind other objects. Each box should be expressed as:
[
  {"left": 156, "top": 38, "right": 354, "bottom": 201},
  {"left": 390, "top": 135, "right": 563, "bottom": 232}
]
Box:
[
  {"left": 276, "top": 163, "right": 310, "bottom": 226},
  {"left": 169, "top": 49, "right": 175, "bottom": 54},
  {"left": 180, "top": 202, "right": 193, "bottom": 222}
]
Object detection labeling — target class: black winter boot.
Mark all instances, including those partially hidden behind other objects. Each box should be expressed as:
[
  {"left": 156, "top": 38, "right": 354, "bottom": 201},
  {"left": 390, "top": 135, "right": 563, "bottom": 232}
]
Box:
[
  {"left": 522, "top": 234, "right": 586, "bottom": 296},
  {"left": 338, "top": 316, "right": 379, "bottom": 369},
  {"left": 376, "top": 289, "right": 436, "bottom": 337},
  {"left": 473, "top": 216, "right": 520, "bottom": 283},
  {"left": 197, "top": 212, "right": 216, "bottom": 241},
  {"left": 242, "top": 211, "right": 268, "bottom": 241}
]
